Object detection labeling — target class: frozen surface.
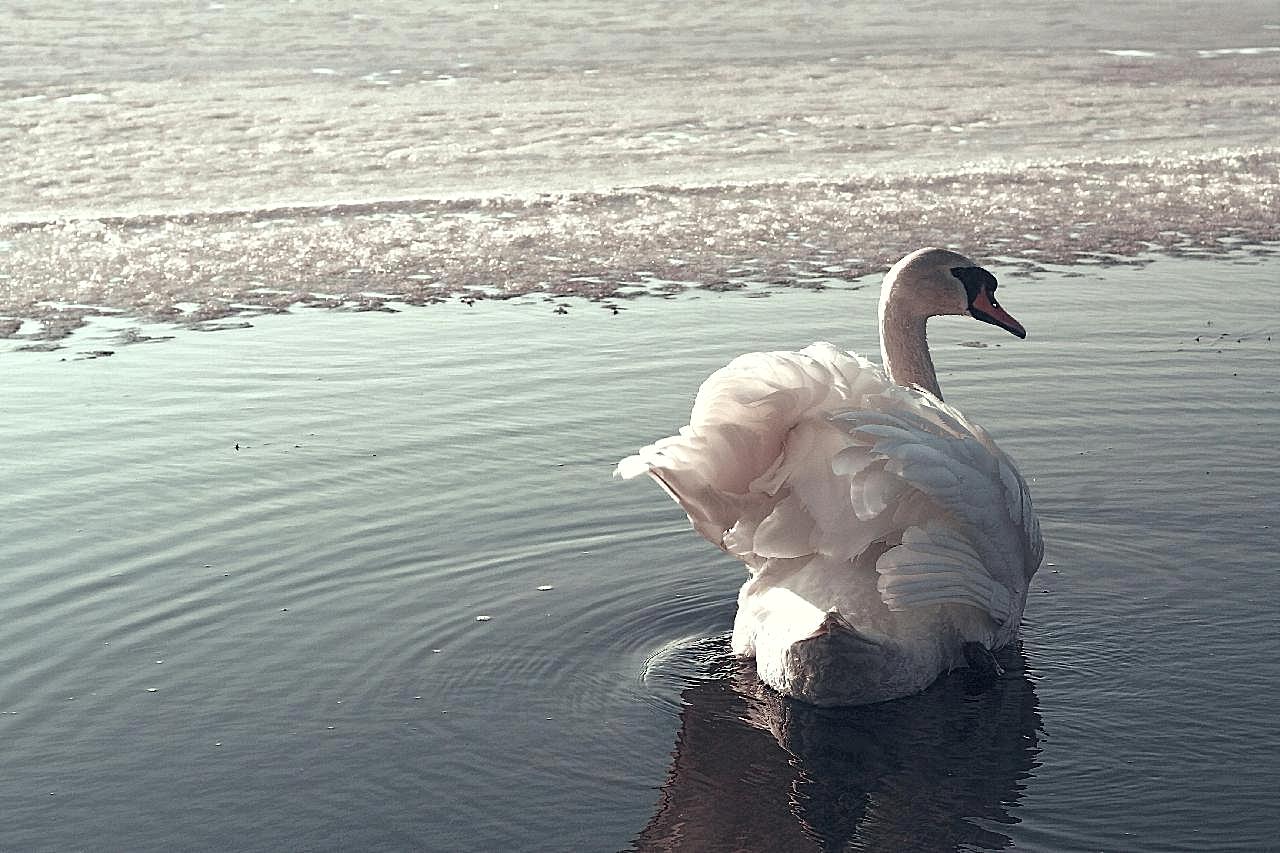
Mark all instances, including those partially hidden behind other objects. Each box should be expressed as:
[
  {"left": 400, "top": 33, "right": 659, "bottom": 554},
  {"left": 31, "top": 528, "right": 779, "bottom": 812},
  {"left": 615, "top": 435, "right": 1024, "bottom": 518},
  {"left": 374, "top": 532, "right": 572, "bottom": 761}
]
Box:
[{"left": 2, "top": 0, "right": 1279, "bottom": 339}]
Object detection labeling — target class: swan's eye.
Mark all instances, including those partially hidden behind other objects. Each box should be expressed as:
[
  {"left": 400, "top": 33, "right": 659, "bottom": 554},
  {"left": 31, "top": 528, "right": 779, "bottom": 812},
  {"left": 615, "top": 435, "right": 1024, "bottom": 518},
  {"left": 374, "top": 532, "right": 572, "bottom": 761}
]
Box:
[{"left": 952, "top": 266, "right": 999, "bottom": 309}]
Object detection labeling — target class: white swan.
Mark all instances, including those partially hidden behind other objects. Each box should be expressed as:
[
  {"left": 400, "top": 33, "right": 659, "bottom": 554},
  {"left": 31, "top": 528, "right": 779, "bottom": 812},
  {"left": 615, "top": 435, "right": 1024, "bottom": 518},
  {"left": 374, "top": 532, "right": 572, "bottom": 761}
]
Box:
[{"left": 617, "top": 247, "right": 1043, "bottom": 706}]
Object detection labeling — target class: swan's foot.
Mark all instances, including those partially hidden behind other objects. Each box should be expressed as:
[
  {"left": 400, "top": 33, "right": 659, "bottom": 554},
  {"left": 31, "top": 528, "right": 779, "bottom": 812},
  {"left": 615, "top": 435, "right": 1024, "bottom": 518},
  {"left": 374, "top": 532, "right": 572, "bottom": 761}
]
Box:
[{"left": 962, "top": 641, "right": 1005, "bottom": 682}]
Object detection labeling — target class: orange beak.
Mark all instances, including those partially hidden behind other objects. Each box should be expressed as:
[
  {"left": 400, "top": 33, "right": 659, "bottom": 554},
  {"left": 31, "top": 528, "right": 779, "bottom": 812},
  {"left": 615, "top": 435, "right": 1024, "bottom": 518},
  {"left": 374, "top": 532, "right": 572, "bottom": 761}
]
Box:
[{"left": 970, "top": 287, "right": 1026, "bottom": 339}]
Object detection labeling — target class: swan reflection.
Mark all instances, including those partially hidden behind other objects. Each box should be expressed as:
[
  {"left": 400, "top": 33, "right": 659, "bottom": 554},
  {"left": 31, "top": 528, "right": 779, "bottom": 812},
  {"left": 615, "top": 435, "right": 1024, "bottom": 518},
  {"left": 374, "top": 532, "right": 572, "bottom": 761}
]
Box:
[{"left": 633, "top": 638, "right": 1041, "bottom": 852}]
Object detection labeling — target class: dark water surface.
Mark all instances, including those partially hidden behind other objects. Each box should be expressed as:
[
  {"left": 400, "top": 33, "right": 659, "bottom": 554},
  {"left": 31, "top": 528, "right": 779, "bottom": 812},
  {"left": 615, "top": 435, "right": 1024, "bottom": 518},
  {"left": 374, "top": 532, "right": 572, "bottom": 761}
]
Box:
[{"left": 2, "top": 252, "right": 1278, "bottom": 851}]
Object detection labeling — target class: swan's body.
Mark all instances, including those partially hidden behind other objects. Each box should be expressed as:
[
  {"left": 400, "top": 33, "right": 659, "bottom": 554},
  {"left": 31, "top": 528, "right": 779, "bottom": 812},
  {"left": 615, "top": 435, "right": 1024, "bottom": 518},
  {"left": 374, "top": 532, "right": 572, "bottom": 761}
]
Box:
[{"left": 617, "top": 248, "right": 1042, "bottom": 706}]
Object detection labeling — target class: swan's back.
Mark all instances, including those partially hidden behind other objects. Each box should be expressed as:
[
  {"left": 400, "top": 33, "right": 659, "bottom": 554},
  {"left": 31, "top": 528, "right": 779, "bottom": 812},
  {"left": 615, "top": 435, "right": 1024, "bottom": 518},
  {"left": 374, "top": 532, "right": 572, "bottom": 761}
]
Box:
[{"left": 618, "top": 342, "right": 1042, "bottom": 705}]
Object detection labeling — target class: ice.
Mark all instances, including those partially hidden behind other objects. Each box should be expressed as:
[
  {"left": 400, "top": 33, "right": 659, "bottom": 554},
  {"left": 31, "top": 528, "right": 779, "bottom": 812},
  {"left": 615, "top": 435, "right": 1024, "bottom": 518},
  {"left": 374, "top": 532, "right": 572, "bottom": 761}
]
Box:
[
  {"left": 2, "top": 147, "right": 1275, "bottom": 342},
  {"left": 1197, "top": 47, "right": 1280, "bottom": 57},
  {"left": 55, "top": 93, "right": 109, "bottom": 104},
  {"left": 1099, "top": 50, "right": 1160, "bottom": 58},
  {"left": 1, "top": 0, "right": 1277, "bottom": 341}
]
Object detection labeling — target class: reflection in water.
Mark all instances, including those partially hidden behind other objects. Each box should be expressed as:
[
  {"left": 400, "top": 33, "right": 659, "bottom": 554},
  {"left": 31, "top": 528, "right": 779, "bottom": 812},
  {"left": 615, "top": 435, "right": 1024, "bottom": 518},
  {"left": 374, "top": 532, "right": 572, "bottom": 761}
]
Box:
[{"left": 634, "top": 638, "right": 1041, "bottom": 852}]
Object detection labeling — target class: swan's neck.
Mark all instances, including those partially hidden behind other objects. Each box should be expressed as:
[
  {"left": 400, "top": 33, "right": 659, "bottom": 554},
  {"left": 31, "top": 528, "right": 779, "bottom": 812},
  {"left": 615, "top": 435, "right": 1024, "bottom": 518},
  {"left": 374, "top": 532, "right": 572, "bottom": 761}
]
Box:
[{"left": 879, "top": 298, "right": 943, "bottom": 399}]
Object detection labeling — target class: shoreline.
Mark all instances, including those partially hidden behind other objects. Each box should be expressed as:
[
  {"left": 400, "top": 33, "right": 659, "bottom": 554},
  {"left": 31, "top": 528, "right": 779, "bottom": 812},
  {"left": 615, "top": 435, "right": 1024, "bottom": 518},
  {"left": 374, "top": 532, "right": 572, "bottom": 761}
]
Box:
[
  {"left": 4, "top": 245, "right": 1276, "bottom": 356},
  {"left": 2, "top": 149, "right": 1277, "bottom": 344}
]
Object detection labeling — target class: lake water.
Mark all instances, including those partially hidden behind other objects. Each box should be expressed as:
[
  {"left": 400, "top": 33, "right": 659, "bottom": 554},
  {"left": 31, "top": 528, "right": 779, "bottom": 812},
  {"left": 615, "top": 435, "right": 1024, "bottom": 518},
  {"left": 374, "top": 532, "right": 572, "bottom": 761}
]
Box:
[
  {"left": 3, "top": 252, "right": 1278, "bottom": 851},
  {"left": 3, "top": 1, "right": 1279, "bottom": 851}
]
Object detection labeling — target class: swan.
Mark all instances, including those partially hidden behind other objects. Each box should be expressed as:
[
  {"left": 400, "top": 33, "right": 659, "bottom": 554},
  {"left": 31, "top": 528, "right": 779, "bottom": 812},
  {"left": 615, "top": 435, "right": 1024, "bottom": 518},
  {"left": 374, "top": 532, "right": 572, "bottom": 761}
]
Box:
[{"left": 617, "top": 247, "right": 1043, "bottom": 706}]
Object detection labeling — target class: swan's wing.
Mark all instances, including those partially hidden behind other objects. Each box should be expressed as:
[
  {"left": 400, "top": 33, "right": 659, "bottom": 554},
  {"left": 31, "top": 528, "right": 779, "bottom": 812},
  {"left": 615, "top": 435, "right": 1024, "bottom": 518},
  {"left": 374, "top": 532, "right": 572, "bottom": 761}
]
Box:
[
  {"left": 874, "top": 521, "right": 1018, "bottom": 622},
  {"left": 616, "top": 342, "right": 1041, "bottom": 626},
  {"left": 615, "top": 342, "right": 886, "bottom": 563},
  {"left": 837, "top": 403, "right": 1042, "bottom": 566},
  {"left": 833, "top": 395, "right": 1043, "bottom": 623}
]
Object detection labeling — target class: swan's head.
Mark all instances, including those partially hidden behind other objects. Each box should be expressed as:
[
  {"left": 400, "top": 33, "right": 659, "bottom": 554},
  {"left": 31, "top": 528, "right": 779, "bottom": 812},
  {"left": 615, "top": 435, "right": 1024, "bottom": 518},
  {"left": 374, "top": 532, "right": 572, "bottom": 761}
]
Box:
[{"left": 883, "top": 247, "right": 1027, "bottom": 339}]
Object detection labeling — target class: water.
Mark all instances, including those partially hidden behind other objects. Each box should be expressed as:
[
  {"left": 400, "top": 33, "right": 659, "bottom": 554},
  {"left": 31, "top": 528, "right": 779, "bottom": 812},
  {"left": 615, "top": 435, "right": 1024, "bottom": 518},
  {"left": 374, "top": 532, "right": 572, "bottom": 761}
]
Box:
[
  {"left": 2, "top": 2, "right": 1279, "bottom": 850},
  {"left": 3, "top": 253, "right": 1279, "bottom": 851}
]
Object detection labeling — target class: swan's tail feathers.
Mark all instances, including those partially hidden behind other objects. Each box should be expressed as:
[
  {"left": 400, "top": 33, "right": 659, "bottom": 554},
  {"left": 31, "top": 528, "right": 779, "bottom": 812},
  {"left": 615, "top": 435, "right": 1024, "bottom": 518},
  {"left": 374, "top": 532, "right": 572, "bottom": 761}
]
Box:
[
  {"left": 808, "top": 609, "right": 881, "bottom": 646},
  {"left": 875, "top": 523, "right": 1014, "bottom": 625}
]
